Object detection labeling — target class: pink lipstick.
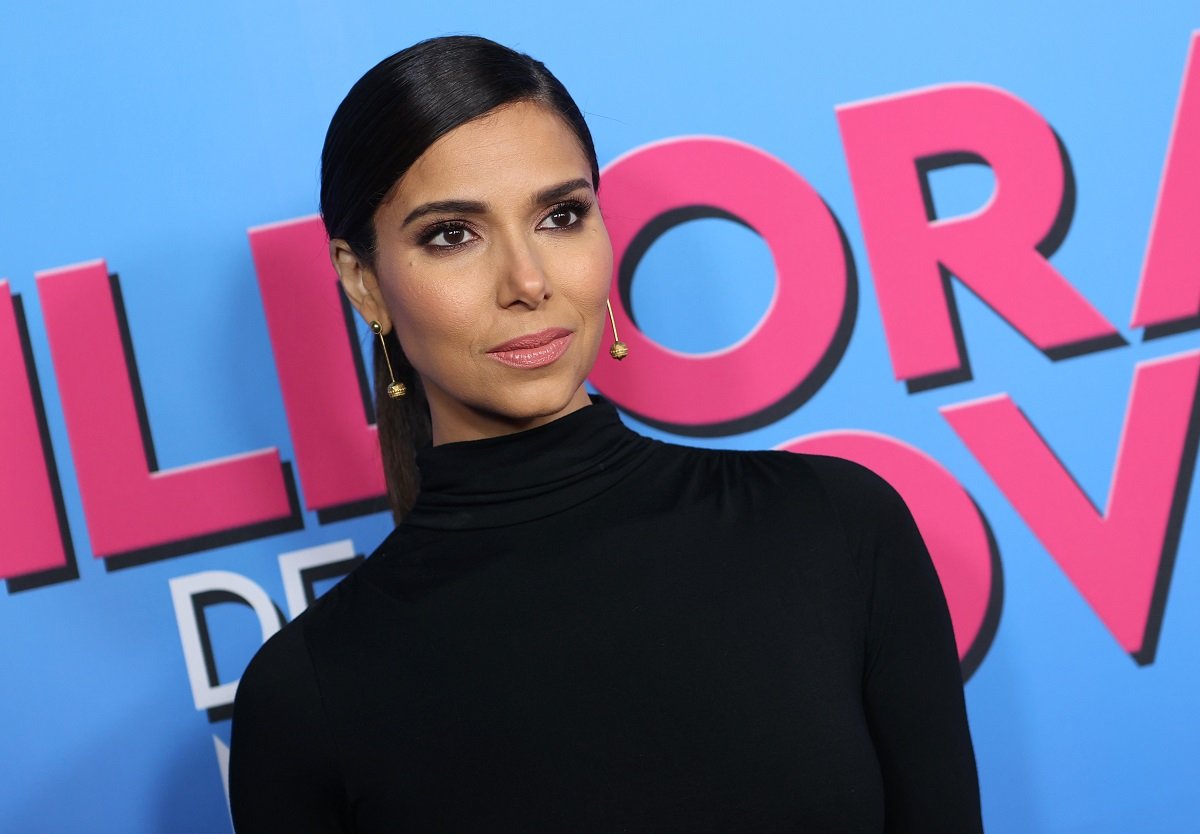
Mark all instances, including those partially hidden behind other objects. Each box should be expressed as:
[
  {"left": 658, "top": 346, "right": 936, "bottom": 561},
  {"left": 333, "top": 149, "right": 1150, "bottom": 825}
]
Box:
[{"left": 487, "top": 328, "right": 573, "bottom": 369}]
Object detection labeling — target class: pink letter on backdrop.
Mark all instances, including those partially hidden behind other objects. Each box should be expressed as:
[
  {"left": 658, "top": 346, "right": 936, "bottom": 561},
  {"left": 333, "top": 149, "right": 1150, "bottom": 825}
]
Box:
[
  {"left": 780, "top": 432, "right": 998, "bottom": 677},
  {"left": 837, "top": 84, "right": 1123, "bottom": 389},
  {"left": 1130, "top": 31, "right": 1200, "bottom": 337},
  {"left": 38, "top": 261, "right": 299, "bottom": 568},
  {"left": 942, "top": 349, "right": 1200, "bottom": 663},
  {"left": 249, "top": 217, "right": 386, "bottom": 519},
  {"left": 589, "top": 137, "right": 853, "bottom": 433},
  {"left": 0, "top": 281, "right": 76, "bottom": 586}
]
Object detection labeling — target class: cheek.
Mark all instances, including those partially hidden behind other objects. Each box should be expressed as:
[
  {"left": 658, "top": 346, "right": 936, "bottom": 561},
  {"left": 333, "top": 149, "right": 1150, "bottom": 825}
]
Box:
[
  {"left": 597, "top": 240, "right": 614, "bottom": 293},
  {"left": 379, "top": 265, "right": 479, "bottom": 357},
  {"left": 565, "top": 226, "right": 614, "bottom": 303}
]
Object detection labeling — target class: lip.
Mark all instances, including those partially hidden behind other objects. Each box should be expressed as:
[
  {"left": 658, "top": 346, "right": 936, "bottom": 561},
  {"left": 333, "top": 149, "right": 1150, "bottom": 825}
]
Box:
[{"left": 487, "top": 328, "right": 573, "bottom": 369}]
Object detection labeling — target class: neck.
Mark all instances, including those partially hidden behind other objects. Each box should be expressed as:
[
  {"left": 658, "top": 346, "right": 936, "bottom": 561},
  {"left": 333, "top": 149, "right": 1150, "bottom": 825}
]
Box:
[{"left": 406, "top": 394, "right": 653, "bottom": 530}]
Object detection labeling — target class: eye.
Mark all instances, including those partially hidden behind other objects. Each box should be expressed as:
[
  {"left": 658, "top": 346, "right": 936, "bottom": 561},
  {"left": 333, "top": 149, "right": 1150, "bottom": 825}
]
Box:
[
  {"left": 537, "top": 203, "right": 586, "bottom": 230},
  {"left": 424, "top": 224, "right": 478, "bottom": 248}
]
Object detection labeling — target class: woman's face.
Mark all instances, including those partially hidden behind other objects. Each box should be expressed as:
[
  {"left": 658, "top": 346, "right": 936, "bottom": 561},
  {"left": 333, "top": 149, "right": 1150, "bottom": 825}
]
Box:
[{"left": 334, "top": 100, "right": 612, "bottom": 445}]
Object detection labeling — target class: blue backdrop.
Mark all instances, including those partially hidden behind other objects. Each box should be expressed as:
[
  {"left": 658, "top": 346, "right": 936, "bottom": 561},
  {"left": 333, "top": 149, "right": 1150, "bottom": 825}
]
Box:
[{"left": 1, "top": 3, "right": 1198, "bottom": 831}]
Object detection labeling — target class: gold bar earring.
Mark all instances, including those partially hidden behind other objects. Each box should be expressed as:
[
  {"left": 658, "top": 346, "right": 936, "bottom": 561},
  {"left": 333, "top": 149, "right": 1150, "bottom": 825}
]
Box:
[
  {"left": 606, "top": 300, "right": 629, "bottom": 360},
  {"left": 370, "top": 321, "right": 407, "bottom": 398}
]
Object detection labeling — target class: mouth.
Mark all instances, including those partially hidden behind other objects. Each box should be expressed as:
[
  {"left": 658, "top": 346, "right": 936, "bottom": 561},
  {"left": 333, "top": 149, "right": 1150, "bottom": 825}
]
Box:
[{"left": 486, "top": 327, "right": 574, "bottom": 369}]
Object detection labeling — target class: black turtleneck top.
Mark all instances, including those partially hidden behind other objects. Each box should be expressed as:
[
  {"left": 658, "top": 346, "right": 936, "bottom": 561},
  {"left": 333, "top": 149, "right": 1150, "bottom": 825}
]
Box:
[{"left": 229, "top": 400, "right": 982, "bottom": 832}]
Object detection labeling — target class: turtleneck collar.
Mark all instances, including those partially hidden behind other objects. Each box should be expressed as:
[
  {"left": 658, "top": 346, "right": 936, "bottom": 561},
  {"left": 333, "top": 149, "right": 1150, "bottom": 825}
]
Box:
[{"left": 402, "top": 397, "right": 657, "bottom": 531}]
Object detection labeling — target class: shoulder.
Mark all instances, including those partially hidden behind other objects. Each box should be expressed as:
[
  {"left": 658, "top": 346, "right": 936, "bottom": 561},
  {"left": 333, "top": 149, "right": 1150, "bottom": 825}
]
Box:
[
  {"left": 699, "top": 445, "right": 914, "bottom": 550},
  {"left": 235, "top": 600, "right": 318, "bottom": 716},
  {"left": 651, "top": 439, "right": 901, "bottom": 508},
  {"left": 230, "top": 597, "right": 327, "bottom": 758},
  {"left": 230, "top": 571, "right": 368, "bottom": 774},
  {"left": 230, "top": 577, "right": 355, "bottom": 828},
  {"left": 789, "top": 452, "right": 921, "bottom": 557},
  {"left": 640, "top": 440, "right": 910, "bottom": 541},
  {"left": 235, "top": 560, "right": 372, "bottom": 709},
  {"left": 793, "top": 453, "right": 908, "bottom": 515}
]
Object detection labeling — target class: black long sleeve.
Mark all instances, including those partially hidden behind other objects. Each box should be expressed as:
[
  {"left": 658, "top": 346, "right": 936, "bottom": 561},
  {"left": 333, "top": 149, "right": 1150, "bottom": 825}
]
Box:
[
  {"left": 230, "top": 619, "right": 350, "bottom": 830},
  {"left": 229, "top": 401, "right": 982, "bottom": 832},
  {"left": 818, "top": 457, "right": 983, "bottom": 831}
]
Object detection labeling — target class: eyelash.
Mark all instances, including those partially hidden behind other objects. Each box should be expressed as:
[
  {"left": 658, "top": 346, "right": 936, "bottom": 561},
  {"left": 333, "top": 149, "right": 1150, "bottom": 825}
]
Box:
[
  {"left": 417, "top": 198, "right": 594, "bottom": 251},
  {"left": 539, "top": 198, "right": 593, "bottom": 231}
]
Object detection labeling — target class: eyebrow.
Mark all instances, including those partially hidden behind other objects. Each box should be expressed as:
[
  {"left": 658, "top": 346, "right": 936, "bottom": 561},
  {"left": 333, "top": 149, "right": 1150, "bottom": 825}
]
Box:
[
  {"left": 401, "top": 177, "right": 593, "bottom": 227},
  {"left": 533, "top": 177, "right": 593, "bottom": 206}
]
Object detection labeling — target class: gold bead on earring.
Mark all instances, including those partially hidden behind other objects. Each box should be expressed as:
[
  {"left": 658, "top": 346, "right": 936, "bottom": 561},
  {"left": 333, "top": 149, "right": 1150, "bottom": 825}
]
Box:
[
  {"left": 370, "top": 320, "right": 407, "bottom": 398},
  {"left": 606, "top": 299, "right": 629, "bottom": 360}
]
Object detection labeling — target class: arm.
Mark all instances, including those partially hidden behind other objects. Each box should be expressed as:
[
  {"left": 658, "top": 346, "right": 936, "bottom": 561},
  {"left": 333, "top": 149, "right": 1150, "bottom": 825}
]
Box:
[
  {"left": 806, "top": 455, "right": 984, "bottom": 832},
  {"left": 856, "top": 469, "right": 984, "bottom": 832},
  {"left": 228, "top": 622, "right": 350, "bottom": 832}
]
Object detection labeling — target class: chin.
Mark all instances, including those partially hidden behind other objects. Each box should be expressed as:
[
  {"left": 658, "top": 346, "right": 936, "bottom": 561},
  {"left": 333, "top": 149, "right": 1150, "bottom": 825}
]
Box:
[
  {"left": 425, "top": 351, "right": 598, "bottom": 442},
  {"left": 489, "top": 377, "right": 587, "bottom": 423}
]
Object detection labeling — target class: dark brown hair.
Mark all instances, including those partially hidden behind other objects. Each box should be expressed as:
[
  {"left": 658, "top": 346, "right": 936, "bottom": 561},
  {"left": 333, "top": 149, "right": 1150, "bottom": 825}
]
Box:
[{"left": 320, "top": 35, "right": 600, "bottom": 521}]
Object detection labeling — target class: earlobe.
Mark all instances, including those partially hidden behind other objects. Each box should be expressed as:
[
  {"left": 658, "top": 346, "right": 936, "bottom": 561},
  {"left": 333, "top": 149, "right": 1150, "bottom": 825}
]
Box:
[{"left": 330, "top": 238, "right": 391, "bottom": 331}]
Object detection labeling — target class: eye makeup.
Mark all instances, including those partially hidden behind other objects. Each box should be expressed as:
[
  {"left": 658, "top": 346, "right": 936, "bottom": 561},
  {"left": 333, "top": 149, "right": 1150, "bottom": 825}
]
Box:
[{"left": 415, "top": 196, "right": 594, "bottom": 252}]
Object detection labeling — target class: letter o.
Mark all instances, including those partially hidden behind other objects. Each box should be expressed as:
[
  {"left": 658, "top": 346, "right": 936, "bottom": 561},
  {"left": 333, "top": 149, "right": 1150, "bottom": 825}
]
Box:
[{"left": 589, "top": 137, "right": 854, "bottom": 434}]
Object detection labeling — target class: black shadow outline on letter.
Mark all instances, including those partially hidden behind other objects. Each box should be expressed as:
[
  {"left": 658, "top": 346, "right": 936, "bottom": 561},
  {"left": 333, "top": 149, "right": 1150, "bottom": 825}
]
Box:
[
  {"left": 1134, "top": 365, "right": 1200, "bottom": 666},
  {"left": 193, "top": 589, "right": 287, "bottom": 723},
  {"left": 5, "top": 294, "right": 80, "bottom": 593},
  {"left": 312, "top": 286, "right": 390, "bottom": 525},
  {"left": 298, "top": 553, "right": 364, "bottom": 611},
  {"left": 906, "top": 136, "right": 1124, "bottom": 394},
  {"left": 1004, "top": 379, "right": 1198, "bottom": 667},
  {"left": 1143, "top": 314, "right": 1200, "bottom": 342},
  {"left": 103, "top": 273, "right": 304, "bottom": 571},
  {"left": 959, "top": 502, "right": 1004, "bottom": 683}
]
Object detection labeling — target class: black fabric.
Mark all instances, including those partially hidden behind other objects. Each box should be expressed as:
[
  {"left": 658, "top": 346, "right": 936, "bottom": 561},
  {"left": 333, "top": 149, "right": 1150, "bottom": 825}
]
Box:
[{"left": 230, "top": 400, "right": 982, "bottom": 832}]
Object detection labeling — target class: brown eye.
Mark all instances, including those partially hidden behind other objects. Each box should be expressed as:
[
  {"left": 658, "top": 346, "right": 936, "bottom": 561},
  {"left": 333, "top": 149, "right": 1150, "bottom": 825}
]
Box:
[
  {"left": 426, "top": 225, "right": 477, "bottom": 248},
  {"left": 537, "top": 207, "right": 580, "bottom": 230}
]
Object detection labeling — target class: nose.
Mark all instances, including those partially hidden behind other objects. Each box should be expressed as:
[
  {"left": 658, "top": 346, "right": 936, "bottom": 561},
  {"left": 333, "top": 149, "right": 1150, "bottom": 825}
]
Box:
[{"left": 495, "top": 231, "right": 550, "bottom": 310}]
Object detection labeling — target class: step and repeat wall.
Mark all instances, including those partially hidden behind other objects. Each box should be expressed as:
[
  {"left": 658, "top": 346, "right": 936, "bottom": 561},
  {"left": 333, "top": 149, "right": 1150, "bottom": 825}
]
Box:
[{"left": 2, "top": 3, "right": 1198, "bottom": 831}]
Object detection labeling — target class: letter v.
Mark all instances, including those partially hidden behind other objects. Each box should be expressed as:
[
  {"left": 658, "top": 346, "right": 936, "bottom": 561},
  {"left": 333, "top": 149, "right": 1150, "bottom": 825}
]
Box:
[{"left": 941, "top": 350, "right": 1200, "bottom": 663}]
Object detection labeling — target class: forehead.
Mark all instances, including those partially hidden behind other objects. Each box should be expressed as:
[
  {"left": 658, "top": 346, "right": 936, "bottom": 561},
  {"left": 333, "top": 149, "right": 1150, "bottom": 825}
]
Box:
[{"left": 390, "top": 100, "right": 592, "bottom": 208}]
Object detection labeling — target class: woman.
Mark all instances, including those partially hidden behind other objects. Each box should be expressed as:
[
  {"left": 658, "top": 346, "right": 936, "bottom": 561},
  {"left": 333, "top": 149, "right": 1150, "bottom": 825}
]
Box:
[{"left": 229, "top": 35, "right": 983, "bottom": 832}]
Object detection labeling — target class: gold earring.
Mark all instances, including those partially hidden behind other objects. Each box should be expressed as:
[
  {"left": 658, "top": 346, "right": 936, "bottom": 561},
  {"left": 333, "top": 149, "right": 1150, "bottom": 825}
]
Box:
[
  {"left": 606, "top": 299, "right": 629, "bottom": 360},
  {"left": 370, "top": 321, "right": 407, "bottom": 398}
]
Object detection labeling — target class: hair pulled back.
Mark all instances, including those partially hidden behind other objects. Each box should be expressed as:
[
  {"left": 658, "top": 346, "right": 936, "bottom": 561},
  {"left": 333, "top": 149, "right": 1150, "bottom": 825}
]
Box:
[{"left": 320, "top": 35, "right": 600, "bottom": 521}]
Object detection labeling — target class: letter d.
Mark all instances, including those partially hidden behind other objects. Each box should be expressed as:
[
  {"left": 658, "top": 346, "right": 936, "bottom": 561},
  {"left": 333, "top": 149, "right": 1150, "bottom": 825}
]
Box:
[{"left": 169, "top": 571, "right": 283, "bottom": 712}]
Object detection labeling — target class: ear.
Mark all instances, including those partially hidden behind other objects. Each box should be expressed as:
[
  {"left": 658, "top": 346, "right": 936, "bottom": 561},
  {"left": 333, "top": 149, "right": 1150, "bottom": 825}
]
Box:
[{"left": 330, "top": 239, "right": 392, "bottom": 332}]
